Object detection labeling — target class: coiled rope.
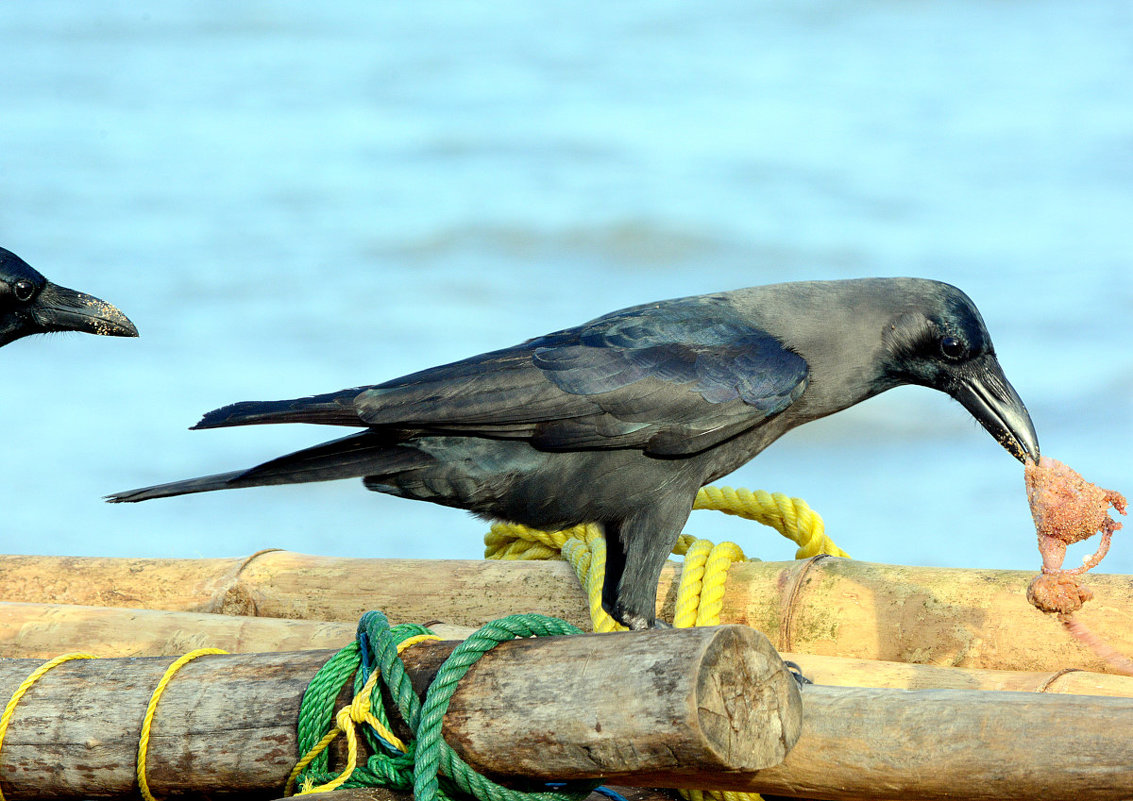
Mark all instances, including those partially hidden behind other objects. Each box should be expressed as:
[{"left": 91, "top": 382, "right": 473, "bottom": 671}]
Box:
[
  {"left": 485, "top": 485, "right": 847, "bottom": 632},
  {"left": 289, "top": 611, "right": 597, "bottom": 801}
]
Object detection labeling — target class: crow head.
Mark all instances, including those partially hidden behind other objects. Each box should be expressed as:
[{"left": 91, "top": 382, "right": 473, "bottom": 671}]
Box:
[
  {"left": 0, "top": 247, "right": 138, "bottom": 348},
  {"left": 882, "top": 281, "right": 1039, "bottom": 463}
]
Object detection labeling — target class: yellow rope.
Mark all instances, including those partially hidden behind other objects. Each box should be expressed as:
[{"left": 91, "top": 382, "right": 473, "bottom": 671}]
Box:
[
  {"left": 485, "top": 485, "right": 845, "bottom": 563},
  {"left": 0, "top": 653, "right": 98, "bottom": 801},
  {"left": 672, "top": 538, "right": 712, "bottom": 628},
  {"left": 692, "top": 540, "right": 748, "bottom": 628},
  {"left": 671, "top": 523, "right": 801, "bottom": 801},
  {"left": 288, "top": 633, "right": 441, "bottom": 796},
  {"left": 692, "top": 486, "right": 848, "bottom": 558},
  {"left": 137, "top": 648, "right": 229, "bottom": 801},
  {"left": 484, "top": 484, "right": 846, "bottom": 801},
  {"left": 484, "top": 521, "right": 591, "bottom": 561},
  {"left": 560, "top": 526, "right": 625, "bottom": 633}
]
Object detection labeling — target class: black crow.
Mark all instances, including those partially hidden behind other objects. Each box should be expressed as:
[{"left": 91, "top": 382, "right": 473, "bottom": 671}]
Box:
[
  {"left": 108, "top": 278, "right": 1038, "bottom": 629},
  {"left": 1, "top": 247, "right": 137, "bottom": 347}
]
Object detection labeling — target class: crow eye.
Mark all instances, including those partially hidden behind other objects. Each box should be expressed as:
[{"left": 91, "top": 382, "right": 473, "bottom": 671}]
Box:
[
  {"left": 13, "top": 280, "right": 35, "bottom": 302},
  {"left": 939, "top": 335, "right": 965, "bottom": 360}
]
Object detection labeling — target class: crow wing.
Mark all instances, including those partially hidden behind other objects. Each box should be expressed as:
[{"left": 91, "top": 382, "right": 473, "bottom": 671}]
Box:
[{"left": 355, "top": 296, "right": 808, "bottom": 456}]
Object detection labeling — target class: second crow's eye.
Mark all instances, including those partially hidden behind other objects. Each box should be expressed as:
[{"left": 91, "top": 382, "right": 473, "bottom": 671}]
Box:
[
  {"left": 939, "top": 336, "right": 965, "bottom": 360},
  {"left": 13, "top": 280, "right": 35, "bottom": 302}
]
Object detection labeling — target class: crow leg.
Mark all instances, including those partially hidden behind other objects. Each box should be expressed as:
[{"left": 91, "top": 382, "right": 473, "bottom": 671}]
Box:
[
  {"left": 600, "top": 522, "right": 630, "bottom": 624},
  {"left": 601, "top": 495, "right": 694, "bottom": 630}
]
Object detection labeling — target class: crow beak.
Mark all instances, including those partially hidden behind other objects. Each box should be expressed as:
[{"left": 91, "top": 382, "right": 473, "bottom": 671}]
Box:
[
  {"left": 952, "top": 353, "right": 1040, "bottom": 463},
  {"left": 30, "top": 282, "right": 138, "bottom": 338}
]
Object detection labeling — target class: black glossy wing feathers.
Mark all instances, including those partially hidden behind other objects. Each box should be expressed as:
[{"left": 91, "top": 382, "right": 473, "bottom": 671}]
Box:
[{"left": 355, "top": 297, "right": 808, "bottom": 456}]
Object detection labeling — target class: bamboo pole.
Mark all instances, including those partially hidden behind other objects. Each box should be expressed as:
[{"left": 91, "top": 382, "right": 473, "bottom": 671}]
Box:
[
  {"left": 2, "top": 552, "right": 1130, "bottom": 674},
  {"left": 0, "top": 602, "right": 466, "bottom": 659},
  {"left": 0, "top": 601, "right": 354, "bottom": 657},
  {"left": 0, "top": 626, "right": 801, "bottom": 799},
  {"left": 0, "top": 552, "right": 256, "bottom": 612},
  {"left": 4, "top": 601, "right": 1133, "bottom": 699},
  {"left": 0, "top": 638, "right": 1129, "bottom": 801}
]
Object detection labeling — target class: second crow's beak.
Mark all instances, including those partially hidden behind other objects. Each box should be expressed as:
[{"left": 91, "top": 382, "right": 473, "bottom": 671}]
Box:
[
  {"left": 952, "top": 353, "right": 1040, "bottom": 464},
  {"left": 30, "top": 282, "right": 138, "bottom": 339}
]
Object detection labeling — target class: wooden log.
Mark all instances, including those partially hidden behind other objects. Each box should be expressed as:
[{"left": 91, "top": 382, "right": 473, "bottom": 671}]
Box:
[
  {"left": 0, "top": 601, "right": 354, "bottom": 657},
  {"left": 5, "top": 602, "right": 1133, "bottom": 700},
  {"left": 2, "top": 552, "right": 1131, "bottom": 674},
  {"left": 0, "top": 637, "right": 1130, "bottom": 801},
  {"left": 0, "top": 625, "right": 801, "bottom": 799},
  {"left": 335, "top": 646, "right": 1133, "bottom": 801},
  {"left": 790, "top": 652, "right": 1133, "bottom": 697},
  {"left": 0, "top": 552, "right": 256, "bottom": 612},
  {"left": 0, "top": 649, "right": 326, "bottom": 798},
  {"left": 750, "top": 685, "right": 1133, "bottom": 801},
  {"left": 0, "top": 602, "right": 467, "bottom": 659}
]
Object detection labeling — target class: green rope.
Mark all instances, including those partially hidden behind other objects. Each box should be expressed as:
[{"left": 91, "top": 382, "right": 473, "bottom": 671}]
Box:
[
  {"left": 292, "top": 610, "right": 596, "bottom": 801},
  {"left": 295, "top": 641, "right": 362, "bottom": 776},
  {"left": 412, "top": 614, "right": 587, "bottom": 801}
]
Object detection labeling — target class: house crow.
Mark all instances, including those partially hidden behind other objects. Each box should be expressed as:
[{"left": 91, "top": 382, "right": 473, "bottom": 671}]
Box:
[
  {"left": 108, "top": 278, "right": 1038, "bottom": 629},
  {"left": 0, "top": 247, "right": 137, "bottom": 347}
]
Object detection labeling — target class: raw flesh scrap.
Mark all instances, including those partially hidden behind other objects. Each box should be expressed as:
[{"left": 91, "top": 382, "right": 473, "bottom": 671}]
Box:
[
  {"left": 1025, "top": 571, "right": 1093, "bottom": 615},
  {"left": 1025, "top": 456, "right": 1125, "bottom": 579},
  {"left": 1024, "top": 456, "right": 1130, "bottom": 675}
]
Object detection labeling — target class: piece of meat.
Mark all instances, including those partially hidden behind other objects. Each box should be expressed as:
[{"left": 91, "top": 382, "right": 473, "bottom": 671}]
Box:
[
  {"left": 1026, "top": 571, "right": 1093, "bottom": 615},
  {"left": 1024, "top": 456, "right": 1125, "bottom": 577},
  {"left": 1024, "top": 456, "right": 1131, "bottom": 675}
]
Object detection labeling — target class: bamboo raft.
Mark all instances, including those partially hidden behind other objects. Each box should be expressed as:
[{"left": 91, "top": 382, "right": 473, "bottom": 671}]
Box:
[{"left": 0, "top": 552, "right": 1131, "bottom": 800}]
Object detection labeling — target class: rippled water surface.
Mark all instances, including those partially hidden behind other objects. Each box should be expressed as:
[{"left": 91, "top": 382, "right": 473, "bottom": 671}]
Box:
[{"left": 1, "top": 2, "right": 1130, "bottom": 575}]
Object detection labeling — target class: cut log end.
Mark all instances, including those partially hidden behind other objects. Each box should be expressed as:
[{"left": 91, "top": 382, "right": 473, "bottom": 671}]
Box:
[{"left": 694, "top": 624, "right": 802, "bottom": 772}]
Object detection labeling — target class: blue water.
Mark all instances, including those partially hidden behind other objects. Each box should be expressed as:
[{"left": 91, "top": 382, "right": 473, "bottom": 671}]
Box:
[{"left": 1, "top": 2, "right": 1129, "bottom": 577}]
